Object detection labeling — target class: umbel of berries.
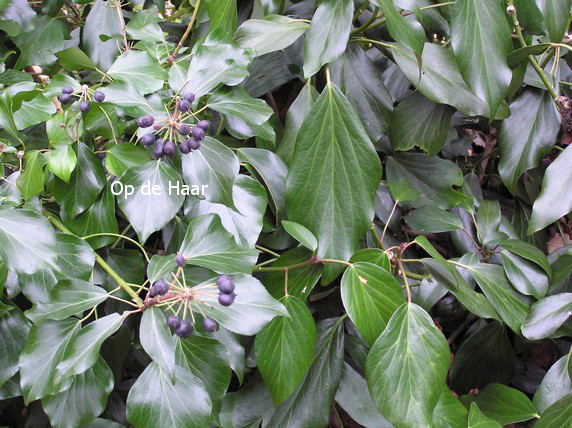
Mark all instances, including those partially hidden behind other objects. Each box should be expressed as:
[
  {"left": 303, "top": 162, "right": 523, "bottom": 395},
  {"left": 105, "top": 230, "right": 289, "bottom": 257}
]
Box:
[{"left": 217, "top": 275, "right": 236, "bottom": 306}]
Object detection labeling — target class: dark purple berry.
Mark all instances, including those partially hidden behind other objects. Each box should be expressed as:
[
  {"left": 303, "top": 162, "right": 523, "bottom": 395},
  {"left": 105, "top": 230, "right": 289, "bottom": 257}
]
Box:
[
  {"left": 175, "top": 320, "right": 193, "bottom": 338},
  {"left": 218, "top": 292, "right": 235, "bottom": 307},
  {"left": 217, "top": 275, "right": 235, "bottom": 294},
  {"left": 183, "top": 92, "right": 195, "bottom": 103},
  {"left": 203, "top": 317, "right": 218, "bottom": 332},
  {"left": 191, "top": 126, "right": 205, "bottom": 140},
  {"left": 151, "top": 280, "right": 169, "bottom": 296},
  {"left": 176, "top": 252, "right": 185, "bottom": 267},
  {"left": 188, "top": 137, "right": 201, "bottom": 150},
  {"left": 163, "top": 140, "right": 176, "bottom": 157},
  {"left": 80, "top": 101, "right": 90, "bottom": 113},
  {"left": 178, "top": 123, "right": 191, "bottom": 135},
  {"left": 138, "top": 115, "right": 154, "bottom": 128},
  {"left": 94, "top": 90, "right": 105, "bottom": 102},
  {"left": 166, "top": 315, "right": 181, "bottom": 330},
  {"left": 62, "top": 86, "right": 73, "bottom": 94},
  {"left": 142, "top": 133, "right": 155, "bottom": 146},
  {"left": 60, "top": 93, "right": 71, "bottom": 104},
  {"left": 154, "top": 140, "right": 165, "bottom": 158},
  {"left": 179, "top": 140, "right": 192, "bottom": 155},
  {"left": 197, "top": 120, "right": 209, "bottom": 131},
  {"left": 178, "top": 100, "right": 190, "bottom": 112}
]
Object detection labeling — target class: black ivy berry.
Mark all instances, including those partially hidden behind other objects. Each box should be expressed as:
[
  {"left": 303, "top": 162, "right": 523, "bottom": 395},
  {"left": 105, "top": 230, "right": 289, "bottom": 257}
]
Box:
[
  {"left": 191, "top": 126, "right": 205, "bottom": 140},
  {"left": 138, "top": 115, "right": 154, "bottom": 128},
  {"left": 166, "top": 315, "right": 181, "bottom": 330},
  {"left": 188, "top": 137, "right": 201, "bottom": 150},
  {"left": 178, "top": 123, "right": 191, "bottom": 135},
  {"left": 62, "top": 86, "right": 73, "bottom": 94},
  {"left": 150, "top": 280, "right": 169, "bottom": 297},
  {"left": 218, "top": 292, "right": 236, "bottom": 307},
  {"left": 154, "top": 139, "right": 165, "bottom": 158},
  {"left": 178, "top": 100, "right": 190, "bottom": 112},
  {"left": 80, "top": 101, "right": 90, "bottom": 113},
  {"left": 179, "top": 140, "right": 192, "bottom": 154},
  {"left": 94, "top": 90, "right": 105, "bottom": 102},
  {"left": 183, "top": 92, "right": 195, "bottom": 103},
  {"left": 175, "top": 319, "right": 193, "bottom": 338},
  {"left": 60, "top": 93, "right": 71, "bottom": 104},
  {"left": 197, "top": 120, "right": 209, "bottom": 131},
  {"left": 176, "top": 252, "right": 185, "bottom": 267},
  {"left": 203, "top": 317, "right": 218, "bottom": 332},
  {"left": 142, "top": 133, "right": 155, "bottom": 146},
  {"left": 163, "top": 140, "right": 176, "bottom": 157},
  {"left": 217, "top": 275, "right": 235, "bottom": 294}
]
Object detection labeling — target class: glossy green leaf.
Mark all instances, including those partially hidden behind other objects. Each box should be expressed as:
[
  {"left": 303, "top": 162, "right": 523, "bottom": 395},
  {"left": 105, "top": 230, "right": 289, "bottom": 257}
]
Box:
[
  {"left": 208, "top": 86, "right": 273, "bottom": 127},
  {"left": 468, "top": 402, "right": 502, "bottom": 428},
  {"left": 500, "top": 238, "right": 551, "bottom": 278},
  {"left": 14, "top": 94, "right": 56, "bottom": 130},
  {"left": 366, "top": 303, "right": 450, "bottom": 428},
  {"left": 405, "top": 205, "right": 463, "bottom": 233},
  {"left": 54, "top": 47, "right": 97, "bottom": 71},
  {"left": 468, "top": 383, "right": 539, "bottom": 424},
  {"left": 140, "top": 307, "right": 176, "bottom": 382},
  {"left": 371, "top": 0, "right": 425, "bottom": 55},
  {"left": 521, "top": 293, "right": 572, "bottom": 340},
  {"left": 105, "top": 142, "right": 149, "bottom": 177},
  {"left": 17, "top": 150, "right": 45, "bottom": 200},
  {"left": 534, "top": 394, "right": 572, "bottom": 427},
  {"left": 501, "top": 250, "right": 549, "bottom": 299},
  {"left": 82, "top": 0, "right": 121, "bottom": 70},
  {"left": 0, "top": 307, "right": 30, "bottom": 387},
  {"left": 125, "top": 8, "right": 164, "bottom": 42},
  {"left": 533, "top": 354, "right": 572, "bottom": 414},
  {"left": 13, "top": 15, "right": 67, "bottom": 67},
  {"left": 281, "top": 220, "right": 317, "bottom": 252},
  {"left": 498, "top": 89, "right": 560, "bottom": 194},
  {"left": 286, "top": 83, "right": 382, "bottom": 283},
  {"left": 0, "top": 91, "right": 19, "bottom": 139},
  {"left": 536, "top": 0, "right": 572, "bottom": 42},
  {"left": 234, "top": 15, "right": 308, "bottom": 56},
  {"left": 107, "top": 50, "right": 166, "bottom": 95},
  {"left": 341, "top": 262, "right": 405, "bottom": 346},
  {"left": 303, "top": 0, "right": 353, "bottom": 78},
  {"left": 255, "top": 296, "right": 316, "bottom": 406},
  {"left": 349, "top": 248, "right": 391, "bottom": 271},
  {"left": 205, "top": 0, "right": 237, "bottom": 35},
  {"left": 47, "top": 145, "right": 77, "bottom": 183},
  {"left": 432, "top": 390, "right": 470, "bottom": 428}
]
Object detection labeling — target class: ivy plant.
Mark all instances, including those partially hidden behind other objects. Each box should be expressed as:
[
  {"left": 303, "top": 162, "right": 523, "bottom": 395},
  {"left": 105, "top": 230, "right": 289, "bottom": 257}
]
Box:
[{"left": 0, "top": 0, "right": 572, "bottom": 427}]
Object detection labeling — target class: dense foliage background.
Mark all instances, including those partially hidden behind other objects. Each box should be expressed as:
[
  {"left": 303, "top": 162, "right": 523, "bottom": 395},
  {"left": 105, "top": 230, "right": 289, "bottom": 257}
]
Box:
[{"left": 0, "top": 0, "right": 572, "bottom": 426}]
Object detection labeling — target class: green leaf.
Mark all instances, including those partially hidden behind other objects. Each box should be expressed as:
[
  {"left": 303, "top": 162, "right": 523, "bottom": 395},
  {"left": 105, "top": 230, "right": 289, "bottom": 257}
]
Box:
[
  {"left": 181, "top": 136, "right": 239, "bottom": 209},
  {"left": 47, "top": 145, "right": 77, "bottom": 183},
  {"left": 53, "top": 142, "right": 106, "bottom": 219},
  {"left": 14, "top": 94, "right": 56, "bottom": 130},
  {"left": 107, "top": 50, "right": 166, "bottom": 95},
  {"left": 126, "top": 362, "right": 212, "bottom": 428},
  {"left": 449, "top": 321, "right": 516, "bottom": 395},
  {"left": 255, "top": 296, "right": 316, "bottom": 406},
  {"left": 13, "top": 15, "right": 67, "bottom": 67},
  {"left": 0, "top": 91, "right": 19, "bottom": 139},
  {"left": 266, "top": 317, "right": 345, "bottom": 427},
  {"left": 468, "top": 402, "right": 502, "bottom": 428},
  {"left": 386, "top": 152, "right": 468, "bottom": 209},
  {"left": 179, "top": 214, "right": 259, "bottom": 274},
  {"left": 19, "top": 319, "right": 81, "bottom": 404},
  {"left": 389, "top": 92, "right": 454, "bottom": 155},
  {"left": 0, "top": 307, "right": 30, "bottom": 387},
  {"left": 388, "top": 177, "right": 421, "bottom": 204},
  {"left": 55, "top": 313, "right": 126, "bottom": 383},
  {"left": 303, "top": 0, "right": 353, "bottom": 78},
  {"left": 98, "top": 81, "right": 152, "bottom": 116},
  {"left": 468, "top": 383, "right": 539, "bottom": 424},
  {"left": 466, "top": 263, "right": 532, "bottom": 333},
  {"left": 25, "top": 279, "right": 107, "bottom": 324},
  {"left": 17, "top": 150, "right": 45, "bottom": 200},
  {"left": 432, "top": 390, "right": 469, "bottom": 428},
  {"left": 117, "top": 160, "right": 185, "bottom": 243},
  {"left": 281, "top": 220, "right": 317, "bottom": 252},
  {"left": 205, "top": 0, "right": 237, "bottom": 35},
  {"left": 529, "top": 143, "right": 572, "bottom": 233},
  {"left": 450, "top": 0, "right": 512, "bottom": 118},
  {"left": 341, "top": 262, "right": 405, "bottom": 346},
  {"left": 349, "top": 248, "right": 391, "bottom": 271},
  {"left": 533, "top": 355, "right": 572, "bottom": 414},
  {"left": 366, "top": 303, "right": 450, "bottom": 428},
  {"left": 521, "top": 293, "right": 572, "bottom": 340},
  {"left": 286, "top": 83, "right": 382, "bottom": 283},
  {"left": 42, "top": 357, "right": 114, "bottom": 428},
  {"left": 405, "top": 205, "right": 463, "bottom": 233},
  {"left": 105, "top": 142, "right": 149, "bottom": 177},
  {"left": 500, "top": 239, "right": 551, "bottom": 278},
  {"left": 513, "top": 0, "right": 547, "bottom": 36},
  {"left": 0, "top": 208, "right": 57, "bottom": 275},
  {"left": 140, "top": 307, "right": 176, "bottom": 383},
  {"left": 183, "top": 33, "right": 255, "bottom": 98},
  {"left": 392, "top": 42, "right": 509, "bottom": 118},
  {"left": 535, "top": 394, "right": 572, "bottom": 427},
  {"left": 537, "top": 0, "right": 572, "bottom": 42},
  {"left": 507, "top": 43, "right": 551, "bottom": 67},
  {"left": 125, "top": 8, "right": 164, "bottom": 42},
  {"left": 189, "top": 274, "right": 288, "bottom": 335},
  {"left": 208, "top": 86, "right": 273, "bottom": 127},
  {"left": 335, "top": 362, "right": 391, "bottom": 428},
  {"left": 54, "top": 47, "right": 97, "bottom": 71},
  {"left": 82, "top": 0, "right": 122, "bottom": 70},
  {"left": 498, "top": 89, "right": 560, "bottom": 194},
  {"left": 371, "top": 0, "right": 425, "bottom": 56},
  {"left": 501, "top": 250, "right": 549, "bottom": 299},
  {"left": 234, "top": 15, "right": 308, "bottom": 57}
]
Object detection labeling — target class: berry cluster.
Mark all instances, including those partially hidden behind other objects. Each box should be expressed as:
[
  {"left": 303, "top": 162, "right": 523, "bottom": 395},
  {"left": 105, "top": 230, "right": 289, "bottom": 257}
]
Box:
[
  {"left": 137, "top": 92, "right": 209, "bottom": 158},
  {"left": 144, "top": 255, "right": 236, "bottom": 339},
  {"left": 59, "top": 85, "right": 105, "bottom": 113}
]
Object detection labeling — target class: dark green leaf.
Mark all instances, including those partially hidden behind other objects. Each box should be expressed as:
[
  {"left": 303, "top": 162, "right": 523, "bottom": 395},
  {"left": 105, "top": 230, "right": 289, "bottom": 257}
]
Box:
[
  {"left": 0, "top": 307, "right": 30, "bottom": 387},
  {"left": 468, "top": 383, "right": 539, "bottom": 424},
  {"left": 533, "top": 354, "right": 572, "bottom": 414},
  {"left": 405, "top": 205, "right": 464, "bottom": 233},
  {"left": 13, "top": 15, "right": 67, "bottom": 67},
  {"left": 82, "top": 0, "right": 121, "bottom": 70},
  {"left": 140, "top": 307, "right": 176, "bottom": 382},
  {"left": 371, "top": 0, "right": 425, "bottom": 55},
  {"left": 17, "top": 150, "right": 45, "bottom": 200},
  {"left": 54, "top": 47, "right": 97, "bottom": 71},
  {"left": 107, "top": 50, "right": 166, "bottom": 95},
  {"left": 468, "top": 402, "right": 502, "bottom": 428},
  {"left": 521, "top": 293, "right": 572, "bottom": 340},
  {"left": 208, "top": 86, "right": 273, "bottom": 127},
  {"left": 281, "top": 220, "right": 317, "bottom": 252},
  {"left": 536, "top": 0, "right": 572, "bottom": 42}
]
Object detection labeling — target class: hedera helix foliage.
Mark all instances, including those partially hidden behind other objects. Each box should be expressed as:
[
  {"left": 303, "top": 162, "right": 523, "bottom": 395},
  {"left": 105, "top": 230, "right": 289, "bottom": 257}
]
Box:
[{"left": 2, "top": 0, "right": 572, "bottom": 426}]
